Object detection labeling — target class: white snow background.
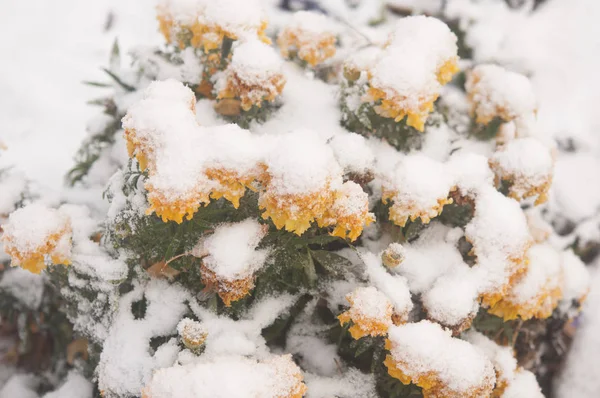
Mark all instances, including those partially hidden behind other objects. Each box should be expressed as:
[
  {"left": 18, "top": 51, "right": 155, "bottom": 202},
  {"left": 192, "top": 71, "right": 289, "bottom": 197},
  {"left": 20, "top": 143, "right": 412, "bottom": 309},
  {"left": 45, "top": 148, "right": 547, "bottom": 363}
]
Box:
[{"left": 1, "top": 0, "right": 600, "bottom": 396}]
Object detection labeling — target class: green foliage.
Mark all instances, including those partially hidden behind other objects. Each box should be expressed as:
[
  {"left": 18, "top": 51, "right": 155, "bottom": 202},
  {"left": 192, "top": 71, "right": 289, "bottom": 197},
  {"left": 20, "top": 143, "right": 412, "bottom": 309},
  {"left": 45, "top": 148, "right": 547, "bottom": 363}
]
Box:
[
  {"left": 67, "top": 97, "right": 122, "bottom": 186},
  {"left": 340, "top": 81, "right": 425, "bottom": 152}
]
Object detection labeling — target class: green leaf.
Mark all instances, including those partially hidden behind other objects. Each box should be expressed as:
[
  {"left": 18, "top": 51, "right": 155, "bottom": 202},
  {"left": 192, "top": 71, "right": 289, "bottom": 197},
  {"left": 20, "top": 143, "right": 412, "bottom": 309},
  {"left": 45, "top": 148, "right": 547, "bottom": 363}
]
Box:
[
  {"left": 353, "top": 337, "right": 374, "bottom": 358},
  {"left": 302, "top": 234, "right": 341, "bottom": 246},
  {"left": 102, "top": 68, "right": 135, "bottom": 92},
  {"left": 82, "top": 81, "right": 112, "bottom": 88},
  {"left": 311, "top": 250, "right": 352, "bottom": 276},
  {"left": 110, "top": 38, "right": 121, "bottom": 70},
  {"left": 304, "top": 250, "right": 317, "bottom": 287}
]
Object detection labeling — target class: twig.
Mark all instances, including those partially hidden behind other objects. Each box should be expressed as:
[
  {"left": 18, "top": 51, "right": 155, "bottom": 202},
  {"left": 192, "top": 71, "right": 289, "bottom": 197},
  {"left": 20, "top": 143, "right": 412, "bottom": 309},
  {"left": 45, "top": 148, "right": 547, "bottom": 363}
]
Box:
[
  {"left": 512, "top": 319, "right": 524, "bottom": 347},
  {"left": 165, "top": 252, "right": 192, "bottom": 265},
  {"left": 330, "top": 14, "right": 374, "bottom": 46}
]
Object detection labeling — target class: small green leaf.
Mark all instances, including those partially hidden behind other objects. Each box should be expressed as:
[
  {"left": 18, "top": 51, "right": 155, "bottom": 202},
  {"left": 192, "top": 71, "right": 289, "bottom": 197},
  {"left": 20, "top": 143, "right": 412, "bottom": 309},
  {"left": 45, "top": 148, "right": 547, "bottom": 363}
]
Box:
[
  {"left": 102, "top": 68, "right": 135, "bottom": 91},
  {"left": 353, "top": 338, "right": 374, "bottom": 358},
  {"left": 110, "top": 38, "right": 121, "bottom": 70},
  {"left": 304, "top": 250, "right": 317, "bottom": 287},
  {"left": 82, "top": 81, "right": 112, "bottom": 88}
]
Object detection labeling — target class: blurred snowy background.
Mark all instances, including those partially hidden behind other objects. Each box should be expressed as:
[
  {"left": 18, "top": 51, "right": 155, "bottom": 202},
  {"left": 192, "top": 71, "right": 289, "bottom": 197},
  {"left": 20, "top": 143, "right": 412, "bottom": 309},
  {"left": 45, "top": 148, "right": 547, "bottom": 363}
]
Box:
[{"left": 1, "top": 0, "right": 600, "bottom": 396}]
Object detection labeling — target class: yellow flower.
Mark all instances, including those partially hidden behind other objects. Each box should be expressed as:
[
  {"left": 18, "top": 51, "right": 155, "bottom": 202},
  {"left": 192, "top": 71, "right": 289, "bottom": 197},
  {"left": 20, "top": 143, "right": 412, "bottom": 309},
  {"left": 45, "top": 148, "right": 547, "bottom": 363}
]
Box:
[
  {"left": 385, "top": 321, "right": 496, "bottom": 398},
  {"left": 277, "top": 11, "right": 337, "bottom": 67},
  {"left": 204, "top": 167, "right": 259, "bottom": 209},
  {"left": 478, "top": 254, "right": 529, "bottom": 309},
  {"left": 200, "top": 263, "right": 256, "bottom": 306},
  {"left": 318, "top": 181, "right": 375, "bottom": 241},
  {"left": 1, "top": 204, "right": 72, "bottom": 274},
  {"left": 364, "top": 16, "right": 460, "bottom": 132},
  {"left": 466, "top": 64, "right": 537, "bottom": 136},
  {"left": 267, "top": 354, "right": 308, "bottom": 398},
  {"left": 383, "top": 189, "right": 454, "bottom": 228},
  {"left": 145, "top": 182, "right": 211, "bottom": 224},
  {"left": 177, "top": 318, "right": 208, "bottom": 351},
  {"left": 217, "top": 72, "right": 286, "bottom": 111},
  {"left": 124, "top": 128, "right": 155, "bottom": 173},
  {"left": 488, "top": 244, "right": 563, "bottom": 321},
  {"left": 489, "top": 138, "right": 554, "bottom": 206},
  {"left": 436, "top": 58, "right": 460, "bottom": 85},
  {"left": 381, "top": 155, "right": 456, "bottom": 227},
  {"left": 157, "top": 3, "right": 270, "bottom": 52},
  {"left": 338, "top": 287, "right": 394, "bottom": 340},
  {"left": 381, "top": 243, "right": 406, "bottom": 268},
  {"left": 217, "top": 39, "right": 286, "bottom": 111},
  {"left": 364, "top": 86, "right": 436, "bottom": 132},
  {"left": 143, "top": 354, "right": 306, "bottom": 398},
  {"left": 259, "top": 188, "right": 335, "bottom": 236}
]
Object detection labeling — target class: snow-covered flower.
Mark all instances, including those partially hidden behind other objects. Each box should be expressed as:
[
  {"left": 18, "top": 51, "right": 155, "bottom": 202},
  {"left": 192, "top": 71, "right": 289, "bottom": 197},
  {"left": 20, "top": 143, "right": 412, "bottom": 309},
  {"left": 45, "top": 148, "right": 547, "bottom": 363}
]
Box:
[
  {"left": 466, "top": 64, "right": 537, "bottom": 136},
  {"left": 381, "top": 243, "right": 406, "bottom": 268},
  {"left": 382, "top": 154, "right": 455, "bottom": 227},
  {"left": 1, "top": 203, "right": 72, "bottom": 274},
  {"left": 338, "top": 286, "right": 394, "bottom": 339},
  {"left": 489, "top": 243, "right": 563, "bottom": 321},
  {"left": 194, "top": 219, "right": 269, "bottom": 306},
  {"left": 465, "top": 330, "right": 544, "bottom": 397},
  {"left": 177, "top": 318, "right": 208, "bottom": 350},
  {"left": 318, "top": 181, "right": 375, "bottom": 241},
  {"left": 157, "top": 0, "right": 270, "bottom": 52},
  {"left": 216, "top": 39, "right": 286, "bottom": 111},
  {"left": 142, "top": 354, "right": 306, "bottom": 398},
  {"left": 277, "top": 11, "right": 338, "bottom": 67},
  {"left": 259, "top": 130, "right": 342, "bottom": 236},
  {"left": 364, "top": 16, "right": 459, "bottom": 131},
  {"left": 465, "top": 187, "right": 532, "bottom": 309},
  {"left": 384, "top": 321, "right": 495, "bottom": 397},
  {"left": 489, "top": 137, "right": 554, "bottom": 205}
]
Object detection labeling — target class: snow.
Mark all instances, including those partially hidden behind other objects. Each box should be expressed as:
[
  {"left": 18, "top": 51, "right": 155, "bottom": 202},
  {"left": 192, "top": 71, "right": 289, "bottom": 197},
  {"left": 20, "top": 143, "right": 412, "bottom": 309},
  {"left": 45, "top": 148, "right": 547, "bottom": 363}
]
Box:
[
  {"left": 283, "top": 10, "right": 338, "bottom": 38},
  {"left": 2, "top": 0, "right": 600, "bottom": 396},
  {"left": 199, "top": 0, "right": 266, "bottom": 36},
  {"left": 556, "top": 266, "right": 600, "bottom": 398},
  {"left": 560, "top": 249, "right": 590, "bottom": 312},
  {"left": 188, "top": 294, "right": 296, "bottom": 358},
  {"left": 264, "top": 129, "right": 342, "bottom": 195},
  {"left": 0, "top": 268, "right": 45, "bottom": 310},
  {"left": 223, "top": 38, "right": 284, "bottom": 86},
  {"left": 0, "top": 170, "right": 27, "bottom": 216},
  {"left": 328, "top": 133, "right": 375, "bottom": 176},
  {"left": 464, "top": 330, "right": 517, "bottom": 386},
  {"left": 0, "top": 0, "right": 160, "bottom": 189},
  {"left": 194, "top": 219, "right": 269, "bottom": 281},
  {"left": 503, "top": 369, "right": 544, "bottom": 398},
  {"left": 304, "top": 369, "right": 377, "bottom": 398},
  {"left": 0, "top": 374, "right": 38, "bottom": 398},
  {"left": 447, "top": 152, "right": 494, "bottom": 196},
  {"left": 143, "top": 354, "right": 305, "bottom": 398},
  {"left": 344, "top": 286, "right": 393, "bottom": 327},
  {"left": 42, "top": 371, "right": 93, "bottom": 398},
  {"left": 423, "top": 265, "right": 480, "bottom": 328},
  {"left": 394, "top": 223, "right": 465, "bottom": 293},
  {"left": 362, "top": 251, "right": 413, "bottom": 318},
  {"left": 97, "top": 280, "right": 190, "bottom": 397}
]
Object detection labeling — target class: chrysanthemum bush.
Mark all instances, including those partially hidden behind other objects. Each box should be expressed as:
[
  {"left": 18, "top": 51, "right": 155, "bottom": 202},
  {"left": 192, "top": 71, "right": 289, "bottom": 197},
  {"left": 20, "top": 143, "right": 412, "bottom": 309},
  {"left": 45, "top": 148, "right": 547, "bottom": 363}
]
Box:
[{"left": 0, "top": 0, "right": 595, "bottom": 397}]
